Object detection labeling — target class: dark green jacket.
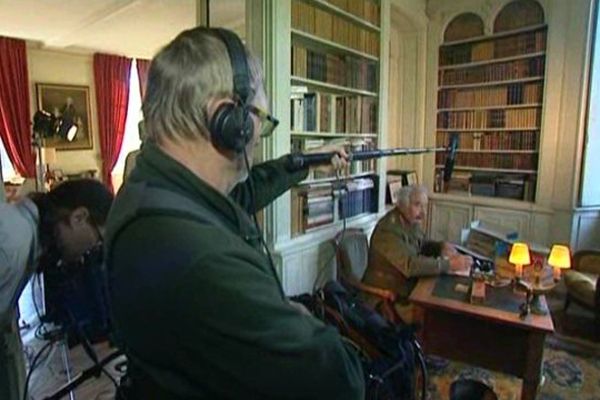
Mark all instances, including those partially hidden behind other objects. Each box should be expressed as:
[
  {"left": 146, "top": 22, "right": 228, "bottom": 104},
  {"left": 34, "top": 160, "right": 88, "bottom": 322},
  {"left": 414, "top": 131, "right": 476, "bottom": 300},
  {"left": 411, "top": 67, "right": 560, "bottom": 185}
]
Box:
[{"left": 105, "top": 143, "right": 364, "bottom": 400}]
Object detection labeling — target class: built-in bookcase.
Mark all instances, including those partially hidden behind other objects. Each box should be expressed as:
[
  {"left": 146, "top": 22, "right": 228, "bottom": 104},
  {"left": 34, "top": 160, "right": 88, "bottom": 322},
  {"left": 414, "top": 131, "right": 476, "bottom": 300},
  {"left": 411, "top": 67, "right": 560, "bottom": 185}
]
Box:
[
  {"left": 289, "top": 0, "right": 382, "bottom": 236},
  {"left": 434, "top": 1, "right": 547, "bottom": 202}
]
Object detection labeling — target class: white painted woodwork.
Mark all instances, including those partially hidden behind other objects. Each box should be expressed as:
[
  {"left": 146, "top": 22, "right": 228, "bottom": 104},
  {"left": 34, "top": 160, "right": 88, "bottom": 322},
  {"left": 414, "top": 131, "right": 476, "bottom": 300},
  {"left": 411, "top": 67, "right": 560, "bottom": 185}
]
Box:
[{"left": 428, "top": 201, "right": 472, "bottom": 243}]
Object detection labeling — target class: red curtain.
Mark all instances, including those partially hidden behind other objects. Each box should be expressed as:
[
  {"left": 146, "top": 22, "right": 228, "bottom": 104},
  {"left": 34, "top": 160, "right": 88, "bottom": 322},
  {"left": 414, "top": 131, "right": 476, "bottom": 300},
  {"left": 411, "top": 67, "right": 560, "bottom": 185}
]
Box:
[
  {"left": 94, "top": 53, "right": 132, "bottom": 192},
  {"left": 0, "top": 36, "right": 36, "bottom": 178},
  {"left": 136, "top": 58, "right": 151, "bottom": 100}
]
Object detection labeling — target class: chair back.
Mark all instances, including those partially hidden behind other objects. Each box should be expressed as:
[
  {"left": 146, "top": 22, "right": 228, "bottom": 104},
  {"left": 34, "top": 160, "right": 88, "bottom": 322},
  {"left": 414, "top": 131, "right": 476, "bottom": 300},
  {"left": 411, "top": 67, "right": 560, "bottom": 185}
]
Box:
[
  {"left": 335, "top": 228, "right": 369, "bottom": 283},
  {"left": 573, "top": 250, "right": 600, "bottom": 275}
]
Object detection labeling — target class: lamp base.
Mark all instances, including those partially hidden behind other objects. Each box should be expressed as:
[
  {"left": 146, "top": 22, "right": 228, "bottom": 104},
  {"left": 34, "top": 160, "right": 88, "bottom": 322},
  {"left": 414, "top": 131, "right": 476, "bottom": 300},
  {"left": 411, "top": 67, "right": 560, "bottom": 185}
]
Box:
[{"left": 530, "top": 293, "right": 549, "bottom": 315}]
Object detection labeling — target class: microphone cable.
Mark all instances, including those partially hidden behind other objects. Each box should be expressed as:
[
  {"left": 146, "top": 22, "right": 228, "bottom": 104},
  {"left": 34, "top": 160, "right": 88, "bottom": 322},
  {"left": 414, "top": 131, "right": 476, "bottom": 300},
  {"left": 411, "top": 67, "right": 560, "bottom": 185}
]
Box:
[{"left": 241, "top": 147, "right": 284, "bottom": 296}]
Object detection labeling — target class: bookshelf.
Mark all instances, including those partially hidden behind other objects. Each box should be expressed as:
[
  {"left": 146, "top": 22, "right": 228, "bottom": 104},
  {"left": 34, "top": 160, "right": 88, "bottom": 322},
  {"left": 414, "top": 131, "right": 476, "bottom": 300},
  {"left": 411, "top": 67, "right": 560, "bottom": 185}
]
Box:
[
  {"left": 434, "top": 7, "right": 547, "bottom": 203},
  {"left": 289, "top": 0, "right": 382, "bottom": 237}
]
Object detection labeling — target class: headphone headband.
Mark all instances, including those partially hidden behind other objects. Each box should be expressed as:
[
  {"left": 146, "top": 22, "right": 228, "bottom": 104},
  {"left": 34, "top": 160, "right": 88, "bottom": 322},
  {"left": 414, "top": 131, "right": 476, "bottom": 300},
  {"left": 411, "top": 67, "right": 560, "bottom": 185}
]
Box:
[
  {"left": 208, "top": 28, "right": 255, "bottom": 153},
  {"left": 213, "top": 28, "right": 252, "bottom": 105}
]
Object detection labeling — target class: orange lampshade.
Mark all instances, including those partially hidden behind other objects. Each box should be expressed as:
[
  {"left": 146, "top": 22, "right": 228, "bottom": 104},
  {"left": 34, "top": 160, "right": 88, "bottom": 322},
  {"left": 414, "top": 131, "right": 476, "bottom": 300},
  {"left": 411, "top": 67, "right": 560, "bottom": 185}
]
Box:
[
  {"left": 548, "top": 245, "right": 571, "bottom": 269},
  {"left": 41, "top": 147, "right": 57, "bottom": 164},
  {"left": 509, "top": 242, "right": 531, "bottom": 265}
]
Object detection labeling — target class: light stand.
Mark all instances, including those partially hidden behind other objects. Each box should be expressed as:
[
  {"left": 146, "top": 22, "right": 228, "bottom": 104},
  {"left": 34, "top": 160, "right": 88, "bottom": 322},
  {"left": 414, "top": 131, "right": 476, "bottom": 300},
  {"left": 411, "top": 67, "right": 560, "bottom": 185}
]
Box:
[
  {"left": 32, "top": 110, "right": 57, "bottom": 192},
  {"left": 32, "top": 130, "right": 44, "bottom": 192}
]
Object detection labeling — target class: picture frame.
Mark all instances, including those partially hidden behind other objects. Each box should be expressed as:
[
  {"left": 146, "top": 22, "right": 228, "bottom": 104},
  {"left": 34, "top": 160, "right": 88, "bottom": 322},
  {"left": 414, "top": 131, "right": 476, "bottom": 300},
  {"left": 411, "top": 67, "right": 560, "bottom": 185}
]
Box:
[
  {"left": 388, "top": 180, "right": 404, "bottom": 204},
  {"left": 35, "top": 83, "right": 93, "bottom": 150}
]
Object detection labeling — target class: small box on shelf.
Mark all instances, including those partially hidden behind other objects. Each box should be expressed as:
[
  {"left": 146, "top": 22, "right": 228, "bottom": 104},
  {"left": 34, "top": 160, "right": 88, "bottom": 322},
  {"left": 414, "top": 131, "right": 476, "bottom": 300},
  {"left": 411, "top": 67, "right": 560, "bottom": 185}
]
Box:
[{"left": 470, "top": 173, "right": 496, "bottom": 197}]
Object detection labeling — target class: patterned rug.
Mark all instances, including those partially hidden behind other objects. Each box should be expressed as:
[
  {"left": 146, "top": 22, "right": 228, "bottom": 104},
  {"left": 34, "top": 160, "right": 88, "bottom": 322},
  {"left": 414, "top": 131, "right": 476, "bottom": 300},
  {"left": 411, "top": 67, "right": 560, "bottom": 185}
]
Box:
[{"left": 425, "top": 335, "right": 600, "bottom": 400}]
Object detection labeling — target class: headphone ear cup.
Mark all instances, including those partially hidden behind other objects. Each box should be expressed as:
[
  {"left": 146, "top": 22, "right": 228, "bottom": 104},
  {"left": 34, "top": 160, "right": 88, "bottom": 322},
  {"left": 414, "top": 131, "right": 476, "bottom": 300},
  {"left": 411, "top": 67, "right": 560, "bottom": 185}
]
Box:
[{"left": 210, "top": 103, "right": 254, "bottom": 153}]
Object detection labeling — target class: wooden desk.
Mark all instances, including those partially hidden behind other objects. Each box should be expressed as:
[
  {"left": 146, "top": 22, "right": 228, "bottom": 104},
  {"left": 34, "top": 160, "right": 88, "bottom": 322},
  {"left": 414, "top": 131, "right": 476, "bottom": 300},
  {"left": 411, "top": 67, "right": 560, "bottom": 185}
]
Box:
[{"left": 410, "top": 277, "right": 554, "bottom": 400}]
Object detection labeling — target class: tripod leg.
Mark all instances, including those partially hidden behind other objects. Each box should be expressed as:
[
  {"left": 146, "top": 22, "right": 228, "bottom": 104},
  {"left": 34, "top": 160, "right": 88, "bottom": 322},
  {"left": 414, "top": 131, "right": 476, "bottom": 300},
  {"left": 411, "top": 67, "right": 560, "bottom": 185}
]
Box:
[{"left": 59, "top": 339, "right": 75, "bottom": 400}]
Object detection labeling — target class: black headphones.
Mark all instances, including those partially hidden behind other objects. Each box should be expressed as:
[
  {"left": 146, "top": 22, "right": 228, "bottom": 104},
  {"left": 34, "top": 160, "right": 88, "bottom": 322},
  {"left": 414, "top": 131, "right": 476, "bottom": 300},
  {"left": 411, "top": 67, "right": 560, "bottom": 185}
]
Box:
[{"left": 209, "top": 28, "right": 255, "bottom": 153}]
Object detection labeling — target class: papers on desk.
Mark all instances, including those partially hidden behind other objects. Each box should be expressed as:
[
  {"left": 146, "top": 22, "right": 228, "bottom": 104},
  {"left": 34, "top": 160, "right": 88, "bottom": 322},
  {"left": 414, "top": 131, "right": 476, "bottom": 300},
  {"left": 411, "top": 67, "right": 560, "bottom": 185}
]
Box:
[
  {"left": 447, "top": 268, "right": 471, "bottom": 278},
  {"left": 455, "top": 244, "right": 492, "bottom": 262}
]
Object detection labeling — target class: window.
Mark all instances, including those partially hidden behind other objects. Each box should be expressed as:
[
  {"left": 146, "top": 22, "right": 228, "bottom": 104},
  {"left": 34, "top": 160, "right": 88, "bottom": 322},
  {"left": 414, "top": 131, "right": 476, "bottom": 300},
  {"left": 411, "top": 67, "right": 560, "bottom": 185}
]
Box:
[
  {"left": 581, "top": 0, "right": 600, "bottom": 206},
  {"left": 0, "top": 136, "right": 19, "bottom": 183},
  {"left": 111, "top": 61, "right": 143, "bottom": 191}
]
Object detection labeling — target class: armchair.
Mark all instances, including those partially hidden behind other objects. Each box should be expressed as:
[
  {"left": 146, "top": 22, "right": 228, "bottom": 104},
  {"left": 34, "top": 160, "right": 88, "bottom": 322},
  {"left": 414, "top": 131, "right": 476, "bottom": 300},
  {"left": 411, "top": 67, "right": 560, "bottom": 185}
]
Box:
[
  {"left": 334, "top": 229, "right": 401, "bottom": 324},
  {"left": 564, "top": 250, "right": 600, "bottom": 328}
]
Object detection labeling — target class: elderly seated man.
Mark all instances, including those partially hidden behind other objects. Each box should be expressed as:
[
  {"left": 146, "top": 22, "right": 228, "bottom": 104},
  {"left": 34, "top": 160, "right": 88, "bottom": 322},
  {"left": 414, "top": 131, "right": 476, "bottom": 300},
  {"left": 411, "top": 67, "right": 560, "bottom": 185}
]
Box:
[{"left": 362, "top": 184, "right": 472, "bottom": 322}]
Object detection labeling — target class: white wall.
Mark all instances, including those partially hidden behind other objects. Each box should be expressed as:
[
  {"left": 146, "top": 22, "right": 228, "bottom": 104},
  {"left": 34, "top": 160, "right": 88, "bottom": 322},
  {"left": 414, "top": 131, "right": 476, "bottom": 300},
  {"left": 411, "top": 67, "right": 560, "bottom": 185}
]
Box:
[
  {"left": 27, "top": 46, "right": 102, "bottom": 176},
  {"left": 385, "top": 0, "right": 428, "bottom": 177}
]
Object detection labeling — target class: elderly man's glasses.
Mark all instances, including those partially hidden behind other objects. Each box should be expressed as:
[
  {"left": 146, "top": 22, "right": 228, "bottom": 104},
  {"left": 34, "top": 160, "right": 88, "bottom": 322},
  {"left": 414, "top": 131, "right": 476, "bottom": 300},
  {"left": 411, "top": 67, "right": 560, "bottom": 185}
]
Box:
[{"left": 247, "top": 105, "right": 279, "bottom": 138}]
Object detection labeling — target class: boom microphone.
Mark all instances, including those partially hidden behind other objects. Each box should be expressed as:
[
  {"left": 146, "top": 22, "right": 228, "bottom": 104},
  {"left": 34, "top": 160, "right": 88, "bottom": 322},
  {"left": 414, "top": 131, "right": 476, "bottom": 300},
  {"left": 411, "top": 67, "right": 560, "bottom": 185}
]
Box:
[
  {"left": 443, "top": 133, "right": 459, "bottom": 182},
  {"left": 286, "top": 133, "right": 460, "bottom": 181}
]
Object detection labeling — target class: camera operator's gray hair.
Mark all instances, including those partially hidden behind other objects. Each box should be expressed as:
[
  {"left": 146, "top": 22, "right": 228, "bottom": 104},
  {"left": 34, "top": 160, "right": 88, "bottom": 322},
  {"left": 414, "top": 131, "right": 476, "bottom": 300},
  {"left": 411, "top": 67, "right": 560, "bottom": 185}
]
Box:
[
  {"left": 142, "top": 27, "right": 263, "bottom": 144},
  {"left": 396, "top": 184, "right": 428, "bottom": 208}
]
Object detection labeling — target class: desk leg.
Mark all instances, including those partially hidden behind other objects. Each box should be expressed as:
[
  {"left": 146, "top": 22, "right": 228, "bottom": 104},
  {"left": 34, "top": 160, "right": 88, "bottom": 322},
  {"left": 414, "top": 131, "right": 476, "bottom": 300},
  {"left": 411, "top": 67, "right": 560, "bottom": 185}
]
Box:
[{"left": 521, "top": 333, "right": 546, "bottom": 400}]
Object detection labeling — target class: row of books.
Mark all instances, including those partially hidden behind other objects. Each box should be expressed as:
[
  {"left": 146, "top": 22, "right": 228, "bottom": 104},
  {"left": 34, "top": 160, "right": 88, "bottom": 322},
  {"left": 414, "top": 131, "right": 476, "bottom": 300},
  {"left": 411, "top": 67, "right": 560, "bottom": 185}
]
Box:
[
  {"left": 438, "top": 82, "right": 543, "bottom": 108},
  {"left": 435, "top": 152, "right": 538, "bottom": 170},
  {"left": 436, "top": 131, "right": 539, "bottom": 151},
  {"left": 439, "top": 56, "right": 545, "bottom": 86},
  {"left": 291, "top": 45, "right": 379, "bottom": 92},
  {"left": 291, "top": 137, "right": 376, "bottom": 177},
  {"left": 339, "top": 178, "right": 377, "bottom": 219},
  {"left": 290, "top": 88, "right": 378, "bottom": 133},
  {"left": 291, "top": 185, "right": 334, "bottom": 235},
  {"left": 291, "top": 0, "right": 380, "bottom": 56},
  {"left": 439, "top": 30, "right": 546, "bottom": 66},
  {"left": 291, "top": 177, "right": 377, "bottom": 236},
  {"left": 437, "top": 108, "right": 541, "bottom": 129}
]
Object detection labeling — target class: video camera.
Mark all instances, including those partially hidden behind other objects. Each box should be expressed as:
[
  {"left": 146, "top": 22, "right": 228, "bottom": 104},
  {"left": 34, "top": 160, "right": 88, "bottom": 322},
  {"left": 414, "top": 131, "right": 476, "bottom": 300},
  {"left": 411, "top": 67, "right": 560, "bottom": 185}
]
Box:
[{"left": 39, "top": 243, "right": 112, "bottom": 347}]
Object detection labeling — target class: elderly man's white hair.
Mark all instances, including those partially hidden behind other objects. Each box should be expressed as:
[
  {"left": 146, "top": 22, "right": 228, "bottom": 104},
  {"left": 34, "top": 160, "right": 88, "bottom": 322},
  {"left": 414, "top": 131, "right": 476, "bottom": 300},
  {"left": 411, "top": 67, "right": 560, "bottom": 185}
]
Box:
[{"left": 396, "top": 184, "right": 428, "bottom": 208}]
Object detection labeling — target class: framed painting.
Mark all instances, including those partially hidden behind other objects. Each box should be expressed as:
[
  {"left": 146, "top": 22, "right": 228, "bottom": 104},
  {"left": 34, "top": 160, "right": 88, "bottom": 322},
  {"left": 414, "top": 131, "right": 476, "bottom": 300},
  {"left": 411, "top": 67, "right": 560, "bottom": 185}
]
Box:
[{"left": 35, "top": 83, "right": 93, "bottom": 150}]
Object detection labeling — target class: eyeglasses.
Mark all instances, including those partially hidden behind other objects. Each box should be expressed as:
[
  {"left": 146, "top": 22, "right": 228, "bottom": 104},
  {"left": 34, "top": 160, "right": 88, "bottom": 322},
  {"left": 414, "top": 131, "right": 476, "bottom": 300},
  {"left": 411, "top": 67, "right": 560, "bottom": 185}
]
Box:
[{"left": 247, "top": 104, "right": 279, "bottom": 138}]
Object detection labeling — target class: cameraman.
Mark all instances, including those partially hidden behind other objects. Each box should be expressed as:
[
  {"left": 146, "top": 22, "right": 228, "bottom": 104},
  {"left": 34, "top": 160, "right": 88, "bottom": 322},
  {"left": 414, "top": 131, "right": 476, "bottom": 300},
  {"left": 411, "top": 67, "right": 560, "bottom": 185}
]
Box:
[
  {"left": 106, "top": 27, "right": 365, "bottom": 399},
  {"left": 0, "top": 179, "right": 113, "bottom": 400}
]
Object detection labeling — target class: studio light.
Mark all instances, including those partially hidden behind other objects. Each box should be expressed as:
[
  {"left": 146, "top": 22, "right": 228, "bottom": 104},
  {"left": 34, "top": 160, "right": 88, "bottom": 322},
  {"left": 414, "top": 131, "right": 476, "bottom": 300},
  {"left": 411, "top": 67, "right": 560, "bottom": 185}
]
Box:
[
  {"left": 33, "top": 110, "right": 58, "bottom": 138},
  {"left": 58, "top": 119, "right": 78, "bottom": 142}
]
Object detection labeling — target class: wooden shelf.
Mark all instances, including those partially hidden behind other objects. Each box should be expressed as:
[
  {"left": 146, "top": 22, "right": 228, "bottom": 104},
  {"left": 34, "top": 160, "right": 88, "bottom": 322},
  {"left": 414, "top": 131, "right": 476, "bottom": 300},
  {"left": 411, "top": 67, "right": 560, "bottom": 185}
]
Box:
[
  {"left": 291, "top": 29, "right": 379, "bottom": 61},
  {"left": 289, "top": 0, "right": 382, "bottom": 241},
  {"left": 438, "top": 103, "right": 542, "bottom": 112},
  {"left": 439, "top": 76, "right": 544, "bottom": 90},
  {"left": 291, "top": 131, "right": 378, "bottom": 138},
  {"left": 292, "top": 76, "right": 378, "bottom": 97},
  {"left": 435, "top": 165, "right": 538, "bottom": 174},
  {"left": 300, "top": 171, "right": 376, "bottom": 185},
  {"left": 300, "top": 0, "right": 381, "bottom": 32},
  {"left": 435, "top": 16, "right": 547, "bottom": 205},
  {"left": 439, "top": 51, "right": 545, "bottom": 70},
  {"left": 440, "top": 24, "right": 547, "bottom": 47},
  {"left": 456, "top": 149, "right": 538, "bottom": 154},
  {"left": 436, "top": 128, "right": 540, "bottom": 132}
]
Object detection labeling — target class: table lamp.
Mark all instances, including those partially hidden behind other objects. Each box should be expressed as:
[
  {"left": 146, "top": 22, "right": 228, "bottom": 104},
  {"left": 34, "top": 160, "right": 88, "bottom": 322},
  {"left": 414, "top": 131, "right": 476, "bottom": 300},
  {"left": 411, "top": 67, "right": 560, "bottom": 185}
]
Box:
[
  {"left": 548, "top": 244, "right": 571, "bottom": 281},
  {"left": 517, "top": 244, "right": 570, "bottom": 316},
  {"left": 509, "top": 242, "right": 530, "bottom": 278}
]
